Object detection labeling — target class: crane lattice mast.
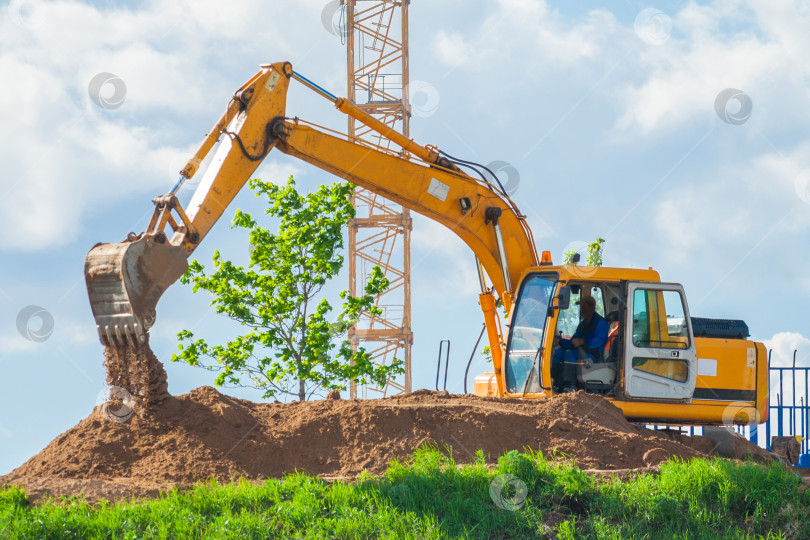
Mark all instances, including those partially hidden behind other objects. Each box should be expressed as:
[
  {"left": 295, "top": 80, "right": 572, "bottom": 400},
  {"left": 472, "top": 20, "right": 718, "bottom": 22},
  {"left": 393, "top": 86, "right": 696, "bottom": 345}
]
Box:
[{"left": 344, "top": 0, "right": 412, "bottom": 398}]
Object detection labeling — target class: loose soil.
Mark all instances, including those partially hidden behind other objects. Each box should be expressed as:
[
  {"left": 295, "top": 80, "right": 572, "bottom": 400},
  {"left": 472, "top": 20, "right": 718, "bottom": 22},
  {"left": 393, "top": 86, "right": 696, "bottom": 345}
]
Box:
[
  {"left": 2, "top": 384, "right": 756, "bottom": 504},
  {"left": 0, "top": 341, "right": 781, "bottom": 503},
  {"left": 104, "top": 336, "right": 169, "bottom": 411}
]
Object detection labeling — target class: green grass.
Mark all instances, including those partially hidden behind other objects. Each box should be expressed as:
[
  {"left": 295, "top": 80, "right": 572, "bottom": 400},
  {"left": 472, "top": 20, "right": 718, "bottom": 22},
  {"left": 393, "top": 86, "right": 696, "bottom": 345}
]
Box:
[{"left": 1, "top": 447, "right": 807, "bottom": 539}]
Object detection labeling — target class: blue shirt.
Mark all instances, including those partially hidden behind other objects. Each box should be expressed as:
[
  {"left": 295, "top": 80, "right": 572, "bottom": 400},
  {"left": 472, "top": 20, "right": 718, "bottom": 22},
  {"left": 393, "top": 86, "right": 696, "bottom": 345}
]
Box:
[{"left": 560, "top": 312, "right": 609, "bottom": 358}]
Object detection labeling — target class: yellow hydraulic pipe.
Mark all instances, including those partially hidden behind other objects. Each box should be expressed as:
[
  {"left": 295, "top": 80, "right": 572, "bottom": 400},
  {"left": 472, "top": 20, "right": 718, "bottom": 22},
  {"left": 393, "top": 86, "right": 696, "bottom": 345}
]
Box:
[
  {"left": 291, "top": 70, "right": 445, "bottom": 167},
  {"left": 334, "top": 97, "right": 442, "bottom": 165},
  {"left": 177, "top": 65, "right": 287, "bottom": 190},
  {"left": 479, "top": 291, "right": 505, "bottom": 397},
  {"left": 178, "top": 99, "right": 241, "bottom": 182}
]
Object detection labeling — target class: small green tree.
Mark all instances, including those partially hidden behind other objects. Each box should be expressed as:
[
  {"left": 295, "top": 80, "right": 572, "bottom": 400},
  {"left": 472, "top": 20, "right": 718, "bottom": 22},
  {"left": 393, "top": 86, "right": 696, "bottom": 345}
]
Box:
[
  {"left": 559, "top": 238, "right": 606, "bottom": 332},
  {"left": 586, "top": 237, "right": 605, "bottom": 267},
  {"left": 172, "top": 176, "right": 403, "bottom": 401},
  {"left": 563, "top": 249, "right": 578, "bottom": 266},
  {"left": 563, "top": 238, "right": 605, "bottom": 266}
]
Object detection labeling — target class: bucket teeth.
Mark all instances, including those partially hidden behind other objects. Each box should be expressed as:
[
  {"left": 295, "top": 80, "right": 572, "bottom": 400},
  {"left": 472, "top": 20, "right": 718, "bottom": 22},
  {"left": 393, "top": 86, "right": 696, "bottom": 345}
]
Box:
[
  {"left": 97, "top": 318, "right": 144, "bottom": 347},
  {"left": 85, "top": 239, "right": 188, "bottom": 346}
]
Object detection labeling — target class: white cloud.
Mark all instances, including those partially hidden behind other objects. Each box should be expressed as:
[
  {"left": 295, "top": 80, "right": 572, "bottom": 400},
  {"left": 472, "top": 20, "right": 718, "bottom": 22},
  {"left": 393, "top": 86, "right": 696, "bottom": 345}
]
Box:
[
  {"left": 0, "top": 4, "right": 200, "bottom": 250},
  {"left": 0, "top": 0, "right": 336, "bottom": 252},
  {"left": 430, "top": 0, "right": 810, "bottom": 137},
  {"left": 254, "top": 159, "right": 305, "bottom": 185},
  {"left": 8, "top": 0, "right": 807, "bottom": 253},
  {"left": 433, "top": 0, "right": 617, "bottom": 71},
  {"left": 763, "top": 331, "right": 810, "bottom": 367},
  {"left": 0, "top": 332, "right": 38, "bottom": 356},
  {"left": 618, "top": 0, "right": 810, "bottom": 134},
  {"left": 650, "top": 138, "right": 810, "bottom": 268},
  {"left": 618, "top": 36, "right": 782, "bottom": 134}
]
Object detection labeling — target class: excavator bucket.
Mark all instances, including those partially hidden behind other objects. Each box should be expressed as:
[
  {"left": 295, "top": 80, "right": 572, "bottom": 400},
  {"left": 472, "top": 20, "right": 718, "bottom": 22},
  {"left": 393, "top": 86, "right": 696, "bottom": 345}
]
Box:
[{"left": 84, "top": 239, "right": 188, "bottom": 346}]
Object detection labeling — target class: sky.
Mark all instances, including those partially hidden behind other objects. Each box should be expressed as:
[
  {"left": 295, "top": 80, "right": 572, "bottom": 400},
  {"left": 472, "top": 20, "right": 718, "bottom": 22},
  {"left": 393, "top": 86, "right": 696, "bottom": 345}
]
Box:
[{"left": 2, "top": 0, "right": 810, "bottom": 474}]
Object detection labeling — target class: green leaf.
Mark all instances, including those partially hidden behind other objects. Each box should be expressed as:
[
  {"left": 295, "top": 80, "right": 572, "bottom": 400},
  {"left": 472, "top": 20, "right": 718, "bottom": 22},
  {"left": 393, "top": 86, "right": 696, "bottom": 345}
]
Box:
[{"left": 175, "top": 176, "right": 401, "bottom": 401}]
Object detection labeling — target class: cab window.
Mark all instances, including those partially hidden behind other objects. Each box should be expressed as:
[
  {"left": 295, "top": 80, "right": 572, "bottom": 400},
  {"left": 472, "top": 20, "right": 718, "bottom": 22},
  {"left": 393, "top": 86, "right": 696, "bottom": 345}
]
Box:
[
  {"left": 556, "top": 285, "right": 605, "bottom": 337},
  {"left": 508, "top": 276, "right": 554, "bottom": 351},
  {"left": 505, "top": 275, "right": 555, "bottom": 393},
  {"left": 632, "top": 289, "right": 689, "bottom": 349}
]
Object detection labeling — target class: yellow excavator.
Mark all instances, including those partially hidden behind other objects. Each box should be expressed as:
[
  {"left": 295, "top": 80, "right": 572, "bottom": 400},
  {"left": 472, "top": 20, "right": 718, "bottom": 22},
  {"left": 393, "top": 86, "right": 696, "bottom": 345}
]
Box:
[{"left": 84, "top": 62, "right": 768, "bottom": 426}]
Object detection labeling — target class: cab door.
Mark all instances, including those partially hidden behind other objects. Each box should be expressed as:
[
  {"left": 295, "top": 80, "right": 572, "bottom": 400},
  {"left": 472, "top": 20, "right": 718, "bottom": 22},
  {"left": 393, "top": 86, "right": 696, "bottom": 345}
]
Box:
[{"left": 623, "top": 282, "right": 697, "bottom": 402}]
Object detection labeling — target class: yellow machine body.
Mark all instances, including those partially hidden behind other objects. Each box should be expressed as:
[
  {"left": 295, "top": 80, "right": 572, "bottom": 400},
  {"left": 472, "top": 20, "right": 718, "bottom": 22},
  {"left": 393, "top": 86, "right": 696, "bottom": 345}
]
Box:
[{"left": 473, "top": 265, "right": 768, "bottom": 426}]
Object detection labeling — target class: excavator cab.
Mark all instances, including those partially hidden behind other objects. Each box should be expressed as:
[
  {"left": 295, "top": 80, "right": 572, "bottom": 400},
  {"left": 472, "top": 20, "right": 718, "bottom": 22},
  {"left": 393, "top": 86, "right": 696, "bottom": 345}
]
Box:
[
  {"left": 503, "top": 271, "right": 698, "bottom": 402},
  {"left": 488, "top": 266, "right": 767, "bottom": 426}
]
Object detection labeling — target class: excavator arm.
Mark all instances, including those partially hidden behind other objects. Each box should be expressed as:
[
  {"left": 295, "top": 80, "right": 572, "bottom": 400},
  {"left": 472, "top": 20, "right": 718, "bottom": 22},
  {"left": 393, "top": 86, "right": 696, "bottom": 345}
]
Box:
[
  {"left": 85, "top": 61, "right": 538, "bottom": 380},
  {"left": 85, "top": 63, "right": 295, "bottom": 344},
  {"left": 271, "top": 120, "right": 536, "bottom": 300}
]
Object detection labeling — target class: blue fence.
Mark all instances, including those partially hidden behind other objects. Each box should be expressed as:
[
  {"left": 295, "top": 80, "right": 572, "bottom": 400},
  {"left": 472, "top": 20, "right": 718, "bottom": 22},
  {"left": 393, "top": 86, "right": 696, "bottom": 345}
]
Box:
[{"left": 763, "top": 350, "right": 808, "bottom": 456}]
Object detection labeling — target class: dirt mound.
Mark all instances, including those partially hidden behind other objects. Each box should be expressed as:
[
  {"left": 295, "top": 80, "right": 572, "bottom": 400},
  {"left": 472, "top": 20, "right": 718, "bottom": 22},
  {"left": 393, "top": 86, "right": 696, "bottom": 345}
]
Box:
[{"left": 2, "top": 387, "right": 720, "bottom": 502}]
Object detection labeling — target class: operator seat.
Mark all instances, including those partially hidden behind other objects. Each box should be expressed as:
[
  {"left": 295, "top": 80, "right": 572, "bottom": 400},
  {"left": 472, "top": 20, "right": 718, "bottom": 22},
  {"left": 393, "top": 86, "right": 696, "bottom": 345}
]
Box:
[{"left": 576, "top": 310, "right": 619, "bottom": 393}]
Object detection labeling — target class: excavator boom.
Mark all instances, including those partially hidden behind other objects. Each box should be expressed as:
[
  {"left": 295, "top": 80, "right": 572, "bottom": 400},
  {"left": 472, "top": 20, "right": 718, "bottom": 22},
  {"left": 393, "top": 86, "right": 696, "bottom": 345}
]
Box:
[{"left": 85, "top": 62, "right": 537, "bottom": 347}]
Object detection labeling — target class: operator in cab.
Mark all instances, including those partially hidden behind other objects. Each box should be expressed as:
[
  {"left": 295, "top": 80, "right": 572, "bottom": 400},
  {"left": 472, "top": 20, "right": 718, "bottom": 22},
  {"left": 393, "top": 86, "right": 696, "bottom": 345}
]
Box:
[{"left": 551, "top": 295, "right": 609, "bottom": 393}]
